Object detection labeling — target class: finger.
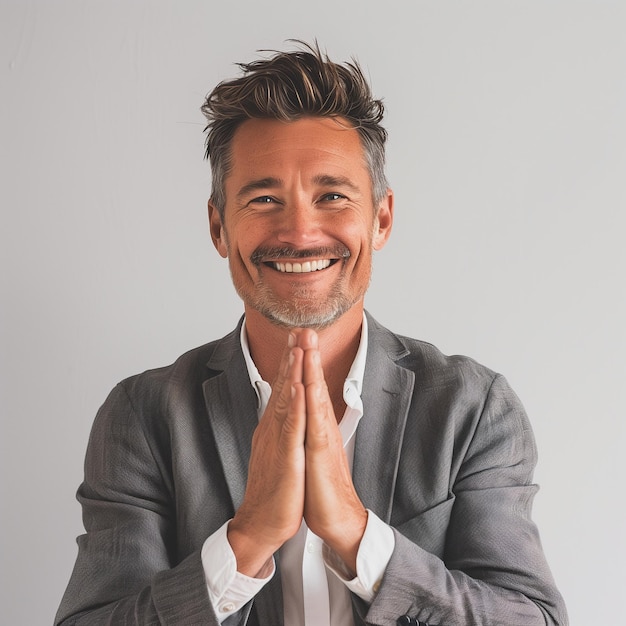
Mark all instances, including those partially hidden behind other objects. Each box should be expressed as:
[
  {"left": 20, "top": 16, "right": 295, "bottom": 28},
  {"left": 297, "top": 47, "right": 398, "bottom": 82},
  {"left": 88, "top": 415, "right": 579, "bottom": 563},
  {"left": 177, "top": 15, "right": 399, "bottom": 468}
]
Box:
[
  {"left": 302, "top": 343, "right": 325, "bottom": 387},
  {"left": 305, "top": 378, "right": 332, "bottom": 425},
  {"left": 300, "top": 342, "right": 335, "bottom": 429},
  {"left": 273, "top": 331, "right": 297, "bottom": 388},
  {"left": 288, "top": 347, "right": 304, "bottom": 389},
  {"left": 294, "top": 328, "right": 318, "bottom": 351},
  {"left": 270, "top": 330, "right": 304, "bottom": 404},
  {"left": 272, "top": 346, "right": 304, "bottom": 417},
  {"left": 283, "top": 381, "right": 306, "bottom": 444},
  {"left": 304, "top": 374, "right": 337, "bottom": 455}
]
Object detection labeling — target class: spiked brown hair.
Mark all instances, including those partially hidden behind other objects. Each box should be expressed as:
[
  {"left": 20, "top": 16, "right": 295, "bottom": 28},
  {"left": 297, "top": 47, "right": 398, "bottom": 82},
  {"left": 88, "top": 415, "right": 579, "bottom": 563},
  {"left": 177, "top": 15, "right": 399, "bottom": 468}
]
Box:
[{"left": 201, "top": 41, "right": 388, "bottom": 216}]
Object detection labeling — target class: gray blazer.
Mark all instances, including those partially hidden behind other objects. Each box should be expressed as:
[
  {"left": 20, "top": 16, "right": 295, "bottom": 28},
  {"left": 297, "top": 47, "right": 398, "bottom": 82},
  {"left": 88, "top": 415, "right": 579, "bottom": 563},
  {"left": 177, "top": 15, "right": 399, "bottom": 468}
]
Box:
[{"left": 55, "top": 314, "right": 568, "bottom": 625}]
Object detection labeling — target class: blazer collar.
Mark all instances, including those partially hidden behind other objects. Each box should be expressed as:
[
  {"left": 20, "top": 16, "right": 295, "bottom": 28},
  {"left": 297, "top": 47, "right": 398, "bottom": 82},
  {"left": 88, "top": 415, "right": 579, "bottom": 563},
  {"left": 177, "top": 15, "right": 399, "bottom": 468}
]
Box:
[
  {"left": 203, "top": 317, "right": 258, "bottom": 513},
  {"left": 352, "top": 312, "right": 415, "bottom": 522}
]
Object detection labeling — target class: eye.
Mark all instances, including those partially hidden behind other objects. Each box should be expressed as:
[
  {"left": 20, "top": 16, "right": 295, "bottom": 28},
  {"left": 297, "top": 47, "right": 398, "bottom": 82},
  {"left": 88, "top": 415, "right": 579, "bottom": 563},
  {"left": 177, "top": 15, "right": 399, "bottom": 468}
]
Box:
[
  {"left": 320, "top": 192, "right": 346, "bottom": 202},
  {"left": 248, "top": 196, "right": 278, "bottom": 208}
]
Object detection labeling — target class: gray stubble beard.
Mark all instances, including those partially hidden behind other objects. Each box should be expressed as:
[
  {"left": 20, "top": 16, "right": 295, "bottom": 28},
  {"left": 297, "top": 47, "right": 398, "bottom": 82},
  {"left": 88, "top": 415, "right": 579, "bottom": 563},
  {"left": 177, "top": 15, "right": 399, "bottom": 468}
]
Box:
[{"left": 233, "top": 264, "right": 369, "bottom": 330}]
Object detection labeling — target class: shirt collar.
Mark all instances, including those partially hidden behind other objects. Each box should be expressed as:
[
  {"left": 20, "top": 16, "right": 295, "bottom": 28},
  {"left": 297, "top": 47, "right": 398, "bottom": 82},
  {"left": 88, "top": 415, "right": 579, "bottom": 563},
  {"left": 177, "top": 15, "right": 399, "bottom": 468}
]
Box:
[{"left": 240, "top": 314, "right": 369, "bottom": 412}]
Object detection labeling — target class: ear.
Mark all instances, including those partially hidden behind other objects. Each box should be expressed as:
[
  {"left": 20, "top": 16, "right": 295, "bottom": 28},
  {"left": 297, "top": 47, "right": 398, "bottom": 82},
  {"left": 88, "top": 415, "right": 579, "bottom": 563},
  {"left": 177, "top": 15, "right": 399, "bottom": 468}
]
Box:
[
  {"left": 208, "top": 200, "right": 228, "bottom": 258},
  {"left": 372, "top": 188, "right": 394, "bottom": 251}
]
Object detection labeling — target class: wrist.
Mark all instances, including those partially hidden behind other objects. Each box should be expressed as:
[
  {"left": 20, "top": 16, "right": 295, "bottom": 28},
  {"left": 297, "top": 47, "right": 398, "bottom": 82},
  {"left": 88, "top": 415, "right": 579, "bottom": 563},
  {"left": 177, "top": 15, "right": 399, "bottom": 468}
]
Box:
[
  {"left": 320, "top": 508, "right": 368, "bottom": 576},
  {"left": 227, "top": 518, "right": 279, "bottom": 578}
]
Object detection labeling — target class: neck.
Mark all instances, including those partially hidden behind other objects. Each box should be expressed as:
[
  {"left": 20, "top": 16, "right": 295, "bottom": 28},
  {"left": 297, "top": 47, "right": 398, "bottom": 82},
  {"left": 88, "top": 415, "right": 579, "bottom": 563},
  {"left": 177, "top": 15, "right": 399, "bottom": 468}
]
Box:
[{"left": 244, "top": 305, "right": 364, "bottom": 409}]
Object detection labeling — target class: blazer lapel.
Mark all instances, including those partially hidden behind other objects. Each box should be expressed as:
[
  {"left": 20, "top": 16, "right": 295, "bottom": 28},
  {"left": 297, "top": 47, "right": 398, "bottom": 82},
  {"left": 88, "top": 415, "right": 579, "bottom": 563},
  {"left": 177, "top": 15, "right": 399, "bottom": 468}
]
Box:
[
  {"left": 352, "top": 313, "right": 415, "bottom": 523},
  {"left": 201, "top": 320, "right": 284, "bottom": 624},
  {"left": 202, "top": 323, "right": 258, "bottom": 512}
]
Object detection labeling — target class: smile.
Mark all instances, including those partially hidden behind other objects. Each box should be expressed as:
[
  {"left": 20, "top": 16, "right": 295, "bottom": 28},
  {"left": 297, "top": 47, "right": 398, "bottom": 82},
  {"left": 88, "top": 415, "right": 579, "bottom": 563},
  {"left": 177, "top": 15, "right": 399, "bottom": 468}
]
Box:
[{"left": 270, "top": 259, "right": 333, "bottom": 273}]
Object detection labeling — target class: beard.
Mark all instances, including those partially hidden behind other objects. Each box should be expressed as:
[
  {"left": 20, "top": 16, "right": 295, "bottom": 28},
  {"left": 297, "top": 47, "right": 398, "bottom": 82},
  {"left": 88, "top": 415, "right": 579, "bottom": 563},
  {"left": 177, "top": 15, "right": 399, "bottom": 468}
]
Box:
[
  {"left": 240, "top": 275, "right": 364, "bottom": 329},
  {"left": 233, "top": 244, "right": 370, "bottom": 330}
]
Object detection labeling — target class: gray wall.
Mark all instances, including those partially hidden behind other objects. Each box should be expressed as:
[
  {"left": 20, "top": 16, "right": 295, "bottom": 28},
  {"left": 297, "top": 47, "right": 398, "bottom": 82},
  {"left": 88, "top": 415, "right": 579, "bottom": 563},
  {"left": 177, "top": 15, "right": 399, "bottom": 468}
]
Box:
[{"left": 2, "top": 1, "right": 624, "bottom": 623}]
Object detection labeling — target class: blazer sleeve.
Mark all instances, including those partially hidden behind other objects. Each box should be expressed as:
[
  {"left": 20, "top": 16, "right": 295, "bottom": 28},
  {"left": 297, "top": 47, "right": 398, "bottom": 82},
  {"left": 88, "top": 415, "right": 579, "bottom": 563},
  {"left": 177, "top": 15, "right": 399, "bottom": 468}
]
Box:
[
  {"left": 358, "top": 374, "right": 568, "bottom": 626},
  {"left": 54, "top": 383, "right": 247, "bottom": 626}
]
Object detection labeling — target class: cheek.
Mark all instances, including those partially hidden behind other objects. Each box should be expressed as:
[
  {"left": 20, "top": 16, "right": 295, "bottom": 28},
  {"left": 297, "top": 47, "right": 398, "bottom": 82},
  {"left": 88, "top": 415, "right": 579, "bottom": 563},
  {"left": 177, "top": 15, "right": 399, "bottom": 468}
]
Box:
[
  {"left": 337, "top": 226, "right": 374, "bottom": 279},
  {"left": 336, "top": 213, "right": 372, "bottom": 242},
  {"left": 227, "top": 225, "right": 266, "bottom": 272},
  {"left": 343, "top": 218, "right": 376, "bottom": 257},
  {"left": 225, "top": 224, "right": 252, "bottom": 258}
]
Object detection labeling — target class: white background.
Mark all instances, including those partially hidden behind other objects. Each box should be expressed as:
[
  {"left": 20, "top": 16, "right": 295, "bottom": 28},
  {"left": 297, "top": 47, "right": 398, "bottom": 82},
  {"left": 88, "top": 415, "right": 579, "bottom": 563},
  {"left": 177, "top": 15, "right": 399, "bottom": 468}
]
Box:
[{"left": 1, "top": 1, "right": 624, "bottom": 624}]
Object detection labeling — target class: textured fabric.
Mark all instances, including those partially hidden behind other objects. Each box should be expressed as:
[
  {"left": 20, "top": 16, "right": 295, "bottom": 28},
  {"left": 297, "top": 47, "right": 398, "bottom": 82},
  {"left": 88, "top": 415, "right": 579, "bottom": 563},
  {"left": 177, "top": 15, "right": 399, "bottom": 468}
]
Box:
[{"left": 55, "top": 313, "right": 568, "bottom": 625}]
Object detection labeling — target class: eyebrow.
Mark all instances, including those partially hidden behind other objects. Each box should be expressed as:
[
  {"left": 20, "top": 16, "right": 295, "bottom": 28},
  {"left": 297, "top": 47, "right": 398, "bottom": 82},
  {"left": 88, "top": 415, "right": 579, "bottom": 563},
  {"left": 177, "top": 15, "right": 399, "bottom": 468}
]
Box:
[
  {"left": 236, "top": 177, "right": 283, "bottom": 200},
  {"left": 312, "top": 174, "right": 360, "bottom": 193}
]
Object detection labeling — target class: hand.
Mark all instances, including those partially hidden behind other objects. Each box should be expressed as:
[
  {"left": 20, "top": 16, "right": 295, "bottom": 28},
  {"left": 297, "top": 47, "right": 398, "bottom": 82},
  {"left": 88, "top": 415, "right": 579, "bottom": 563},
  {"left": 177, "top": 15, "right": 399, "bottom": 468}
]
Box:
[
  {"left": 298, "top": 330, "right": 368, "bottom": 576},
  {"left": 228, "top": 333, "right": 307, "bottom": 577}
]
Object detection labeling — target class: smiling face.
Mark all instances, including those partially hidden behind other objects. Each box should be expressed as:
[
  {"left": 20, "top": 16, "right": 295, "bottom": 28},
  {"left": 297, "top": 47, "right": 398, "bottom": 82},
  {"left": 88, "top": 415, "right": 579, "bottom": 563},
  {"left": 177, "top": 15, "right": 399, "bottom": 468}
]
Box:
[{"left": 209, "top": 116, "right": 393, "bottom": 330}]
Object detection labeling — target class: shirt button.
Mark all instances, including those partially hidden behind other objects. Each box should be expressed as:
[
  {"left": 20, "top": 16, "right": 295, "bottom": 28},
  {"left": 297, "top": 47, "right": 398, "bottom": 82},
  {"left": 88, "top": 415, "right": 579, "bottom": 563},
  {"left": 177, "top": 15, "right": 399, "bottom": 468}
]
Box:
[
  {"left": 220, "top": 602, "right": 236, "bottom": 613},
  {"left": 373, "top": 579, "right": 381, "bottom": 593},
  {"left": 307, "top": 541, "right": 316, "bottom": 553}
]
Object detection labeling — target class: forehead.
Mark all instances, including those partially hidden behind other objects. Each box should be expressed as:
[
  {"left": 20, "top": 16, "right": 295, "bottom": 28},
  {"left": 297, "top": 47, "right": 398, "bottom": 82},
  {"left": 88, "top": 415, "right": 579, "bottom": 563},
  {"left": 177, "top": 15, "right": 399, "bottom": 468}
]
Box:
[{"left": 227, "top": 117, "right": 369, "bottom": 182}]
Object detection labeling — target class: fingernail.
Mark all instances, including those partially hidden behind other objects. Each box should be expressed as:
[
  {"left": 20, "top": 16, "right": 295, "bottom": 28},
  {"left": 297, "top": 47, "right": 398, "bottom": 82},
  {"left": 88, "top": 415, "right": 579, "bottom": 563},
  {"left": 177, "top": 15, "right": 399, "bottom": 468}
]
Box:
[
  {"left": 289, "top": 351, "right": 295, "bottom": 366},
  {"left": 288, "top": 332, "right": 295, "bottom": 348}
]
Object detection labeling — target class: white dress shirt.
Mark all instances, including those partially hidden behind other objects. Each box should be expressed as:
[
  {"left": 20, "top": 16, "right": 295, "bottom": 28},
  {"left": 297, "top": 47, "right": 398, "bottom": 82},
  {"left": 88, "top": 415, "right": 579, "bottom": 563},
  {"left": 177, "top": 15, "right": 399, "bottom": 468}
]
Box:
[{"left": 200, "top": 315, "right": 395, "bottom": 625}]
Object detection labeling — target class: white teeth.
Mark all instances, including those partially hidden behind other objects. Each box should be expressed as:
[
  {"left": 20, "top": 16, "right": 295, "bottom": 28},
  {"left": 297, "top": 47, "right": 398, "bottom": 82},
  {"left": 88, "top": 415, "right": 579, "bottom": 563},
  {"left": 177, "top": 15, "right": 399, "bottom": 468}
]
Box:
[{"left": 273, "top": 259, "right": 332, "bottom": 273}]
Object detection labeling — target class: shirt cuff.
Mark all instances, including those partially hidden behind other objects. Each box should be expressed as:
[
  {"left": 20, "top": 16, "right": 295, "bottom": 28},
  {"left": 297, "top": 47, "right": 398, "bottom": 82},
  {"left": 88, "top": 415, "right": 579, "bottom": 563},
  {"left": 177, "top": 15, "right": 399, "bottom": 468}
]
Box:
[
  {"left": 201, "top": 520, "right": 275, "bottom": 621},
  {"left": 322, "top": 509, "right": 395, "bottom": 603}
]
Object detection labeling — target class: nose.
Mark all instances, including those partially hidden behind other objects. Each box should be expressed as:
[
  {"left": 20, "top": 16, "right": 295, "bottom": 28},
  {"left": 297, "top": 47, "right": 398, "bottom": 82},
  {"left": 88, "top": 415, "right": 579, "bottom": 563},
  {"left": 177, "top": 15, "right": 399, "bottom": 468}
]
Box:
[{"left": 275, "top": 200, "right": 323, "bottom": 247}]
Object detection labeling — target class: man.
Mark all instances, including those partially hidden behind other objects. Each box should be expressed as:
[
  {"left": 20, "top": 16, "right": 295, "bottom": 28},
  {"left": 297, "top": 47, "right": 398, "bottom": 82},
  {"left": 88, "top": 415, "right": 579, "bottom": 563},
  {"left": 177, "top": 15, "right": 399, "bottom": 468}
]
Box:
[{"left": 56, "top": 43, "right": 568, "bottom": 625}]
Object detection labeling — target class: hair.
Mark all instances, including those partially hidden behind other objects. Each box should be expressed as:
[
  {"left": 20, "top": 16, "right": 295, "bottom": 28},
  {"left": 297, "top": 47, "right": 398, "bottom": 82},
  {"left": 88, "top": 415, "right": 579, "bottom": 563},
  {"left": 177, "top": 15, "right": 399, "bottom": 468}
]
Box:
[{"left": 201, "top": 41, "right": 388, "bottom": 216}]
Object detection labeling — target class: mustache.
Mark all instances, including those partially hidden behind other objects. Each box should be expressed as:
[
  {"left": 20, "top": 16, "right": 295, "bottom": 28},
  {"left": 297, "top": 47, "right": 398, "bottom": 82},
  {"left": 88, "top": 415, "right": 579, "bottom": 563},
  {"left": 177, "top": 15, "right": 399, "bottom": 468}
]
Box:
[{"left": 250, "top": 245, "right": 351, "bottom": 266}]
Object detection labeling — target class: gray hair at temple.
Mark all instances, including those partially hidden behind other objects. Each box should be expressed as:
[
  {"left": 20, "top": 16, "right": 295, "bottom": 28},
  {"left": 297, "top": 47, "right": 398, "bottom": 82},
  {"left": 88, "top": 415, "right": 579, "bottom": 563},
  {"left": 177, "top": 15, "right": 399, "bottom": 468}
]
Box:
[{"left": 201, "top": 41, "right": 389, "bottom": 217}]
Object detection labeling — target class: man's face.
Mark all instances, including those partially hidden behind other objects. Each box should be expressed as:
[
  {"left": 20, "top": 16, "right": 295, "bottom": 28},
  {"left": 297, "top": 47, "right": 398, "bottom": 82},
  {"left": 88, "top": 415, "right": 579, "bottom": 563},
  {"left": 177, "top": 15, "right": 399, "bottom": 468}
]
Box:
[{"left": 209, "top": 116, "right": 393, "bottom": 329}]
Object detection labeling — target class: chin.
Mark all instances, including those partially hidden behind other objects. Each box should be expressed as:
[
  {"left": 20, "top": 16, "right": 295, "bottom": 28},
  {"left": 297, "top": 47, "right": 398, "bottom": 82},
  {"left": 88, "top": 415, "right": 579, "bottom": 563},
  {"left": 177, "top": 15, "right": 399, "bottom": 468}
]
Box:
[
  {"left": 236, "top": 279, "right": 368, "bottom": 330},
  {"left": 252, "top": 294, "right": 360, "bottom": 330},
  {"left": 261, "top": 307, "right": 344, "bottom": 330}
]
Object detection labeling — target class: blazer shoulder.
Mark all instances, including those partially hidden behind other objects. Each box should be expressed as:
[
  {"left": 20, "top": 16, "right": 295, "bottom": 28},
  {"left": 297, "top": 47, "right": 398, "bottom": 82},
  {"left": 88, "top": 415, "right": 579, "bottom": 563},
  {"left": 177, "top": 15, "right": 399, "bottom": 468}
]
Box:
[
  {"left": 367, "top": 313, "right": 498, "bottom": 388},
  {"left": 102, "top": 322, "right": 244, "bottom": 429},
  {"left": 402, "top": 334, "right": 495, "bottom": 377},
  {"left": 119, "top": 323, "right": 242, "bottom": 392}
]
